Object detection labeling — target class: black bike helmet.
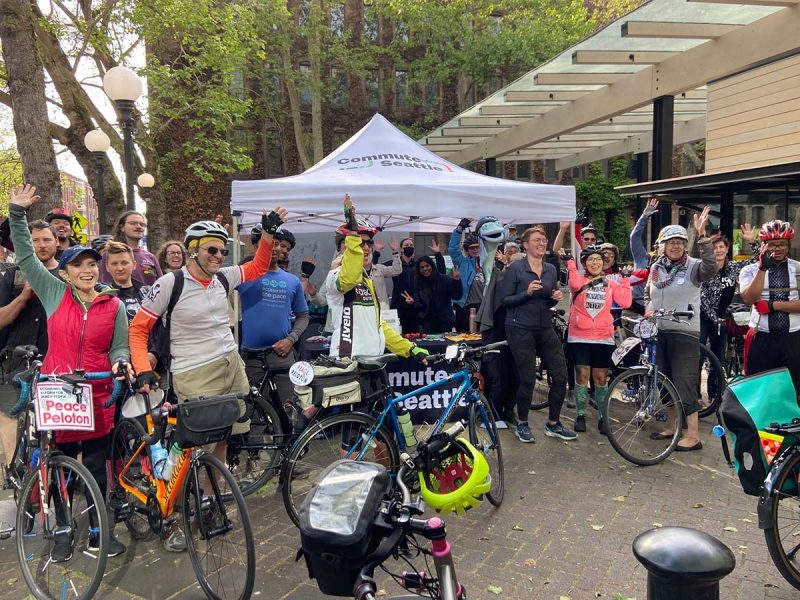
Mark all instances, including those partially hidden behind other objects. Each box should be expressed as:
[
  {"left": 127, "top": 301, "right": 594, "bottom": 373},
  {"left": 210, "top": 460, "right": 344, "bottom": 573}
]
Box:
[
  {"left": 580, "top": 245, "right": 604, "bottom": 265},
  {"left": 275, "top": 227, "right": 296, "bottom": 249}
]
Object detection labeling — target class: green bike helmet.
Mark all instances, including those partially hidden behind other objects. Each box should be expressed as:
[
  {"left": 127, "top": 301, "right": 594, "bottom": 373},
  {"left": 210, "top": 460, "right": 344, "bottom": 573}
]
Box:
[{"left": 418, "top": 436, "right": 490, "bottom": 516}]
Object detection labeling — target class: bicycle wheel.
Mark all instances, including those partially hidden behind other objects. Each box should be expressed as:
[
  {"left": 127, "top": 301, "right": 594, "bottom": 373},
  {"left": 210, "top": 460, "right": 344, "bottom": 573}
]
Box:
[
  {"left": 226, "top": 394, "right": 283, "bottom": 497},
  {"left": 468, "top": 392, "right": 504, "bottom": 506},
  {"left": 281, "top": 411, "right": 400, "bottom": 527},
  {"left": 764, "top": 451, "right": 800, "bottom": 590},
  {"left": 530, "top": 357, "right": 550, "bottom": 410},
  {"left": 182, "top": 453, "right": 255, "bottom": 600},
  {"left": 16, "top": 454, "right": 109, "bottom": 600},
  {"left": 604, "top": 367, "right": 684, "bottom": 466},
  {"left": 696, "top": 342, "right": 727, "bottom": 419},
  {"left": 109, "top": 418, "right": 155, "bottom": 540}
]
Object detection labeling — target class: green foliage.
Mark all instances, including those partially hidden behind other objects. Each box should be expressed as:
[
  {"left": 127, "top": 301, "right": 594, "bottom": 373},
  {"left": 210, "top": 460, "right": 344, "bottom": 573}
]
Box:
[
  {"left": 0, "top": 145, "right": 23, "bottom": 215},
  {"left": 575, "top": 159, "right": 632, "bottom": 253}
]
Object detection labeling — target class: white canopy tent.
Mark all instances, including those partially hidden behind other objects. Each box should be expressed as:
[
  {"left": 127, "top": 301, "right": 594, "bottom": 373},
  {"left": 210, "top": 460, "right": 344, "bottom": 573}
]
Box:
[{"left": 230, "top": 114, "right": 576, "bottom": 233}]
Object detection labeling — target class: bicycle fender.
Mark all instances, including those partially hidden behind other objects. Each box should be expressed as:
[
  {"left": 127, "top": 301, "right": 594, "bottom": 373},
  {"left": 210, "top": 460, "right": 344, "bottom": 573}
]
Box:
[{"left": 758, "top": 445, "right": 799, "bottom": 530}]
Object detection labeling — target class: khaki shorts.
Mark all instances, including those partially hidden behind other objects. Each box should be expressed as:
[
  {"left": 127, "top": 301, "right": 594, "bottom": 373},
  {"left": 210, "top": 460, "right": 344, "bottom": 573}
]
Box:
[{"left": 172, "top": 350, "right": 250, "bottom": 435}]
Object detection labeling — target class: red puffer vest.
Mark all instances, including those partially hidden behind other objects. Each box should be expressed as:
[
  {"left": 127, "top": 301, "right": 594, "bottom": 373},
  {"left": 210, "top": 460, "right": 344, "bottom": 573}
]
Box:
[{"left": 42, "top": 288, "right": 121, "bottom": 444}]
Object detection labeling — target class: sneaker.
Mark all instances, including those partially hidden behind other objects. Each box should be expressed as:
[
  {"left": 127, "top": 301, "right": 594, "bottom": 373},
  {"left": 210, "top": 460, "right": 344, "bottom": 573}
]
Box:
[
  {"left": 565, "top": 389, "right": 576, "bottom": 409},
  {"left": 574, "top": 415, "right": 586, "bottom": 432},
  {"left": 51, "top": 529, "right": 73, "bottom": 563},
  {"left": 515, "top": 422, "right": 535, "bottom": 443},
  {"left": 544, "top": 421, "right": 577, "bottom": 441},
  {"left": 161, "top": 522, "right": 187, "bottom": 552},
  {"left": 88, "top": 531, "right": 127, "bottom": 557}
]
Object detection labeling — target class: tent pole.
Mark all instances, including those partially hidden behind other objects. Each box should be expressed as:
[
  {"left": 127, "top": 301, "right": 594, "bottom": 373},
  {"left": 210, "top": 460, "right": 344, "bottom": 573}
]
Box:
[{"left": 232, "top": 212, "right": 241, "bottom": 346}]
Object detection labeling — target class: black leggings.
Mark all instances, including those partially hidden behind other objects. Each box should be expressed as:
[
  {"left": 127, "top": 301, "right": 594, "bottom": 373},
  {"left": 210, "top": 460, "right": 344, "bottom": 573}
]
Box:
[
  {"left": 60, "top": 433, "right": 111, "bottom": 498},
  {"left": 506, "top": 325, "right": 568, "bottom": 423}
]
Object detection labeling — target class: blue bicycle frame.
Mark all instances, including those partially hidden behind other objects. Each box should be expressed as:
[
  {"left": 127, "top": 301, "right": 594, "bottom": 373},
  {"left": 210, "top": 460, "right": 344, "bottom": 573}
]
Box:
[{"left": 346, "top": 366, "right": 494, "bottom": 460}]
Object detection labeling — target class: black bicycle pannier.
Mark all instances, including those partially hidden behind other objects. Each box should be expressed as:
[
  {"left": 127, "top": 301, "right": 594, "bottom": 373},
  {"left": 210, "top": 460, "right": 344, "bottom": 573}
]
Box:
[
  {"left": 175, "top": 394, "right": 241, "bottom": 449},
  {"left": 299, "top": 460, "right": 391, "bottom": 596}
]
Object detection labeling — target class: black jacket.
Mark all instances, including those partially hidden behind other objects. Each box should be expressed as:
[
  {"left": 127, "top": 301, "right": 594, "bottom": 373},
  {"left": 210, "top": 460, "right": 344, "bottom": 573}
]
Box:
[
  {"left": 412, "top": 272, "right": 461, "bottom": 333},
  {"left": 499, "top": 258, "right": 558, "bottom": 331}
]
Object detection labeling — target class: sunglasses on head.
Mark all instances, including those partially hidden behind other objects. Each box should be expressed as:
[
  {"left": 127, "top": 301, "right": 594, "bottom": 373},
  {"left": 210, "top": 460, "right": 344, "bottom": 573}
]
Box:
[{"left": 205, "top": 247, "right": 229, "bottom": 257}]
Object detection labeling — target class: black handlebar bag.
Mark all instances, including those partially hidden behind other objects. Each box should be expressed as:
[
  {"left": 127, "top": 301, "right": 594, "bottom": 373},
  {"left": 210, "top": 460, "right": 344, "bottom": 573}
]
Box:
[
  {"left": 175, "top": 394, "right": 241, "bottom": 449},
  {"left": 299, "top": 460, "right": 390, "bottom": 596}
]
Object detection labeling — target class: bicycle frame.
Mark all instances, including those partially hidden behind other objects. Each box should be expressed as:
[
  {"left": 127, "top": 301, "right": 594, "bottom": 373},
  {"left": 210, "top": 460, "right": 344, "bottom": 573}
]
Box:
[{"left": 347, "top": 367, "right": 489, "bottom": 461}]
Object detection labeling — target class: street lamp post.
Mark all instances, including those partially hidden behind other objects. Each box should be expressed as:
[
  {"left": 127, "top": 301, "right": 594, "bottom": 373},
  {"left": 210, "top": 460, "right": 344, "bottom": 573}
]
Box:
[
  {"left": 83, "top": 128, "right": 111, "bottom": 234},
  {"left": 102, "top": 66, "right": 142, "bottom": 211}
]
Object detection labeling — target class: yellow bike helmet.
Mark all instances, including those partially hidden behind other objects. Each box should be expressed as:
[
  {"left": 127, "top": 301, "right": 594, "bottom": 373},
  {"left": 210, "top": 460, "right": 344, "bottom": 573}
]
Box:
[{"left": 417, "top": 436, "right": 491, "bottom": 516}]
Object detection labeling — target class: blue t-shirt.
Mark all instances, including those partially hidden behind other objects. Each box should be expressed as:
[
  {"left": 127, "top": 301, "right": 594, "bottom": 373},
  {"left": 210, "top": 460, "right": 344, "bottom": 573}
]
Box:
[{"left": 239, "top": 269, "right": 308, "bottom": 349}]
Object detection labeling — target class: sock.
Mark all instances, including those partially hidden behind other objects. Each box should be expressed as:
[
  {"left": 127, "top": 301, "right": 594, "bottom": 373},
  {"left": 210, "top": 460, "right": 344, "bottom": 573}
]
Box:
[
  {"left": 595, "top": 385, "right": 609, "bottom": 417},
  {"left": 575, "top": 384, "right": 589, "bottom": 417}
]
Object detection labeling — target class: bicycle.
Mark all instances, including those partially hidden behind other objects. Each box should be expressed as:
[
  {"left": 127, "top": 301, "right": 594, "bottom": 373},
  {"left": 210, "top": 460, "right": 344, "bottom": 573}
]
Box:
[
  {"left": 108, "top": 391, "right": 256, "bottom": 600},
  {"left": 603, "top": 310, "right": 712, "bottom": 466},
  {"left": 755, "top": 418, "right": 800, "bottom": 590},
  {"left": 299, "top": 422, "right": 477, "bottom": 600},
  {"left": 723, "top": 303, "right": 749, "bottom": 379},
  {"left": 530, "top": 307, "right": 567, "bottom": 411},
  {"left": 1, "top": 345, "right": 125, "bottom": 600},
  {"left": 281, "top": 341, "right": 507, "bottom": 527}
]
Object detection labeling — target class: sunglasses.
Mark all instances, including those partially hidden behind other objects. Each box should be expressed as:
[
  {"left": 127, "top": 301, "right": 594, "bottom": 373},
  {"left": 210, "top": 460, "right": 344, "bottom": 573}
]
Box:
[{"left": 204, "top": 247, "right": 230, "bottom": 257}]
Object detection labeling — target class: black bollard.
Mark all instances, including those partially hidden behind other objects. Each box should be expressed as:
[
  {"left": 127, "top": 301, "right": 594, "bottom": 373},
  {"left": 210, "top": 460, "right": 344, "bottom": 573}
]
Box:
[{"left": 632, "top": 526, "right": 736, "bottom": 600}]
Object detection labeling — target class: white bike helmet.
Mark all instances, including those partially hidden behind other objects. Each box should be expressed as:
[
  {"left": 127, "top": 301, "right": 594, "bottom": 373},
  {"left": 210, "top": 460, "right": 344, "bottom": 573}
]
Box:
[
  {"left": 657, "top": 224, "right": 689, "bottom": 243},
  {"left": 184, "top": 220, "right": 230, "bottom": 247}
]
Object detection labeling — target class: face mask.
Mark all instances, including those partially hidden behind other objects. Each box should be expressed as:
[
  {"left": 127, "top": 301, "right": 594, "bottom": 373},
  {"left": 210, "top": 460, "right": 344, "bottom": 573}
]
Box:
[{"left": 403, "top": 247, "right": 414, "bottom": 258}]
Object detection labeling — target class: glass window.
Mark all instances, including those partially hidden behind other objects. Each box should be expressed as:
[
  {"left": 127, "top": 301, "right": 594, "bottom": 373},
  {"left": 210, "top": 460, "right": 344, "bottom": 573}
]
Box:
[
  {"left": 330, "top": 2, "right": 344, "bottom": 35},
  {"left": 516, "top": 161, "right": 531, "bottom": 180},
  {"left": 395, "top": 70, "right": 409, "bottom": 109},
  {"left": 752, "top": 205, "right": 765, "bottom": 226},
  {"left": 425, "top": 79, "right": 440, "bottom": 110},
  {"left": 364, "top": 7, "right": 378, "bottom": 42},
  {"left": 265, "top": 130, "right": 283, "bottom": 177},
  {"left": 395, "top": 23, "right": 409, "bottom": 43},
  {"left": 331, "top": 69, "right": 348, "bottom": 107},
  {"left": 544, "top": 159, "right": 557, "bottom": 181},
  {"left": 299, "top": 63, "right": 312, "bottom": 106},
  {"left": 365, "top": 70, "right": 379, "bottom": 108},
  {"left": 297, "top": 0, "right": 310, "bottom": 26},
  {"left": 230, "top": 68, "right": 245, "bottom": 101}
]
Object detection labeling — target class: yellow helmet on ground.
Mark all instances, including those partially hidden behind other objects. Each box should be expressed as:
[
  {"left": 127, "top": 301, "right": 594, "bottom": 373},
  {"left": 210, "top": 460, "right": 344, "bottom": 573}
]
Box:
[{"left": 418, "top": 436, "right": 490, "bottom": 516}]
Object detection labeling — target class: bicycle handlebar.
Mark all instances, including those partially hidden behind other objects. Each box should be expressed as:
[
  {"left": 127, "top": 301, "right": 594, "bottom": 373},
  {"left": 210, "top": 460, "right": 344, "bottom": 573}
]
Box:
[
  {"left": 622, "top": 309, "right": 694, "bottom": 326},
  {"left": 11, "top": 369, "right": 126, "bottom": 416},
  {"left": 425, "top": 340, "right": 509, "bottom": 365}
]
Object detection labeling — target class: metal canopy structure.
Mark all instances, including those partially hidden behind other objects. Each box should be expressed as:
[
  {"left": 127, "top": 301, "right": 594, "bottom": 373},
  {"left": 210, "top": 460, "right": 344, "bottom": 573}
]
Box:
[{"left": 420, "top": 0, "right": 800, "bottom": 171}]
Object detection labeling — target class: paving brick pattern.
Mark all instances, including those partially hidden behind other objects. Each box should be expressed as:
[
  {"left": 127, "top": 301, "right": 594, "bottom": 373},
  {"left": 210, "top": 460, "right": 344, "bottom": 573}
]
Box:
[{"left": 0, "top": 409, "right": 798, "bottom": 599}]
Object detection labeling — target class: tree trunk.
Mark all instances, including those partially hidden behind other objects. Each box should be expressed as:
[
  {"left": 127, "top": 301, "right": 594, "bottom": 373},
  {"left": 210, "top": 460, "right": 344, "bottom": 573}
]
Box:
[
  {"left": 308, "top": 0, "right": 324, "bottom": 164},
  {"left": 0, "top": 0, "right": 62, "bottom": 217},
  {"left": 281, "top": 45, "right": 312, "bottom": 170}
]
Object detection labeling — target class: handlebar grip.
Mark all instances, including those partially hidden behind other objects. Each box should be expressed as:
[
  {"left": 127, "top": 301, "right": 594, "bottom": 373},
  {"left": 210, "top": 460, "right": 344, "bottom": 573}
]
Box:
[
  {"left": 674, "top": 311, "right": 694, "bottom": 318},
  {"left": 141, "top": 406, "right": 170, "bottom": 446}
]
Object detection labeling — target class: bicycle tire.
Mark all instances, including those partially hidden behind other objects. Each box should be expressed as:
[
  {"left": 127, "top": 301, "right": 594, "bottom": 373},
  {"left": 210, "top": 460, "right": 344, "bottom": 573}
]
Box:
[
  {"left": 109, "top": 417, "right": 155, "bottom": 540},
  {"left": 604, "top": 367, "right": 684, "bottom": 466},
  {"left": 16, "top": 453, "right": 109, "bottom": 600},
  {"left": 281, "top": 411, "right": 401, "bottom": 527},
  {"left": 182, "top": 453, "right": 255, "bottom": 600},
  {"left": 764, "top": 451, "right": 800, "bottom": 590},
  {"left": 683, "top": 336, "right": 727, "bottom": 419},
  {"left": 226, "top": 393, "right": 283, "bottom": 497},
  {"left": 468, "top": 392, "right": 504, "bottom": 506}
]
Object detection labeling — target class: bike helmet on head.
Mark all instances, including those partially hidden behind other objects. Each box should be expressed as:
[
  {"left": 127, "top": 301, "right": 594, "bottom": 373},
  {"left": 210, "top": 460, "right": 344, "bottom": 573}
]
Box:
[
  {"left": 91, "top": 234, "right": 113, "bottom": 252},
  {"left": 580, "top": 245, "right": 604, "bottom": 264},
  {"left": 45, "top": 208, "right": 71, "bottom": 224},
  {"left": 184, "top": 220, "right": 230, "bottom": 248},
  {"left": 275, "top": 227, "right": 296, "bottom": 249},
  {"left": 417, "top": 435, "right": 491, "bottom": 516},
  {"left": 600, "top": 242, "right": 619, "bottom": 261},
  {"left": 582, "top": 222, "right": 597, "bottom": 235},
  {"left": 759, "top": 219, "right": 795, "bottom": 241},
  {"left": 658, "top": 224, "right": 689, "bottom": 243},
  {"left": 334, "top": 217, "right": 377, "bottom": 249},
  {"left": 250, "top": 224, "right": 263, "bottom": 246}
]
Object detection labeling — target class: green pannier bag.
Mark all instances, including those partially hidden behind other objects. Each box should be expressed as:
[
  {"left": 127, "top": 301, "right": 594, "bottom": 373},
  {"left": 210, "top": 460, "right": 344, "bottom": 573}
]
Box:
[{"left": 721, "top": 368, "right": 800, "bottom": 496}]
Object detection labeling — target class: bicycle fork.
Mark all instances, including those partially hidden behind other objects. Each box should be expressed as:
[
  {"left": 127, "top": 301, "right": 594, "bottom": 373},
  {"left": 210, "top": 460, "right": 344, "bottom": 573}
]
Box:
[{"left": 400, "top": 517, "right": 466, "bottom": 600}]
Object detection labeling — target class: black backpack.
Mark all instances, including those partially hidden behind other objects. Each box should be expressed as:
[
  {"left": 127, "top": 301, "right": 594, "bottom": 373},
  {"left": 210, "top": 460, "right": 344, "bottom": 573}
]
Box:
[{"left": 150, "top": 269, "right": 230, "bottom": 373}]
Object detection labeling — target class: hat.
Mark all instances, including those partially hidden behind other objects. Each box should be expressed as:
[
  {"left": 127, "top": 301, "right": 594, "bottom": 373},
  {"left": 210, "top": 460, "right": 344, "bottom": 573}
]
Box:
[
  {"left": 57, "top": 246, "right": 102, "bottom": 271},
  {"left": 45, "top": 208, "right": 72, "bottom": 223}
]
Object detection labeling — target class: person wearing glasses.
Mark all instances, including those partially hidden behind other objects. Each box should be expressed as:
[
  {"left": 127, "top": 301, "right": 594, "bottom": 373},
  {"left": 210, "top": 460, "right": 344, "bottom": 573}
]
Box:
[
  {"left": 156, "top": 240, "right": 187, "bottom": 273},
  {"left": 739, "top": 219, "right": 800, "bottom": 396},
  {"left": 129, "top": 210, "right": 287, "bottom": 460},
  {"left": 100, "top": 211, "right": 162, "bottom": 286}
]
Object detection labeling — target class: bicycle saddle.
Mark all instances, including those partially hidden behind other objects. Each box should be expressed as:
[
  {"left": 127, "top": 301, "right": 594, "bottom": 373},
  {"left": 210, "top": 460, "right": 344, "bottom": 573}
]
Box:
[{"left": 354, "top": 354, "right": 399, "bottom": 371}]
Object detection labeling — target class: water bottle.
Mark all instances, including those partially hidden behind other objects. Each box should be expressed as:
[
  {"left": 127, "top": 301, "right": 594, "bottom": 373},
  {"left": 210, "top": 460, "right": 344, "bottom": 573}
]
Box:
[
  {"left": 160, "top": 443, "right": 182, "bottom": 481},
  {"left": 468, "top": 308, "right": 477, "bottom": 334},
  {"left": 150, "top": 442, "right": 168, "bottom": 479},
  {"left": 30, "top": 447, "right": 40, "bottom": 470},
  {"left": 396, "top": 406, "right": 417, "bottom": 447}
]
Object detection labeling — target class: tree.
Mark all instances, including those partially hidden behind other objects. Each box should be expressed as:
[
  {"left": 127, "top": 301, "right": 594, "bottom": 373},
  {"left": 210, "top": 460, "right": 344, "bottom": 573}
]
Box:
[
  {"left": 0, "top": 0, "right": 62, "bottom": 218},
  {"left": 575, "top": 158, "right": 632, "bottom": 252}
]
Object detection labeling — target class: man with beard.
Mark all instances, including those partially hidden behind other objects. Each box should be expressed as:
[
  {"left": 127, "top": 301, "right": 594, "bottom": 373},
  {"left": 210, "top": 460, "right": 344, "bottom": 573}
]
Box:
[
  {"left": 44, "top": 208, "right": 76, "bottom": 257},
  {"left": 238, "top": 227, "right": 309, "bottom": 432},
  {"left": 0, "top": 220, "right": 60, "bottom": 477}
]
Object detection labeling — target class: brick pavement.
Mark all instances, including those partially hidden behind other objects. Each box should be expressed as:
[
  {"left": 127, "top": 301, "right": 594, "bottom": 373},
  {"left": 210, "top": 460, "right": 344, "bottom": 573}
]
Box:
[{"left": 0, "top": 409, "right": 798, "bottom": 600}]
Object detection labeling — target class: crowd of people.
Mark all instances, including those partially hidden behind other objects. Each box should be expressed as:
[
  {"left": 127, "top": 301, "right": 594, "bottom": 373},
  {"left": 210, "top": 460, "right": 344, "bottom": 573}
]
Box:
[{"left": 1, "top": 182, "right": 800, "bottom": 562}]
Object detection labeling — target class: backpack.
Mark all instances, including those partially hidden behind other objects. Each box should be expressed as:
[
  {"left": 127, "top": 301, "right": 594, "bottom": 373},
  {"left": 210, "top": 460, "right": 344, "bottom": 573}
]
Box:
[
  {"left": 151, "top": 269, "right": 230, "bottom": 374},
  {"left": 721, "top": 367, "right": 800, "bottom": 496}
]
